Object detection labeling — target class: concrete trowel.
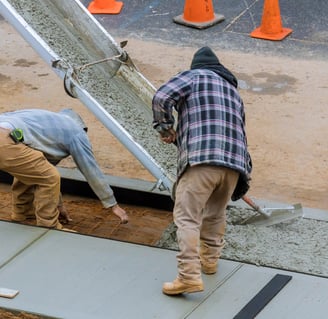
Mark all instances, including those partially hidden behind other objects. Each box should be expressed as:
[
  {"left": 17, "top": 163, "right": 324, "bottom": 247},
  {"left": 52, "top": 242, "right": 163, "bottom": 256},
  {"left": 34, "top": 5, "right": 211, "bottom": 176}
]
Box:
[{"left": 241, "top": 195, "right": 304, "bottom": 226}]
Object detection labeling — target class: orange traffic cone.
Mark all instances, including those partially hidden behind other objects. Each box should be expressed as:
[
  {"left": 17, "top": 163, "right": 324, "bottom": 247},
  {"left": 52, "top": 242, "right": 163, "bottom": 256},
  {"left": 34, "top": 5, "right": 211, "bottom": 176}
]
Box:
[
  {"left": 250, "top": 0, "right": 292, "bottom": 41},
  {"left": 173, "top": 0, "right": 225, "bottom": 29},
  {"left": 88, "top": 0, "right": 123, "bottom": 14}
]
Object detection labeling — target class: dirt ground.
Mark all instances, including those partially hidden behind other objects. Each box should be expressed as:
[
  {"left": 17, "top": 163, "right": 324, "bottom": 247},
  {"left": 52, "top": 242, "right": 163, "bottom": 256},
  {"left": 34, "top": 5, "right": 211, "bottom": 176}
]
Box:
[
  {"left": 1, "top": 16, "right": 328, "bottom": 318},
  {"left": 1, "top": 20, "right": 328, "bottom": 212},
  {"left": 0, "top": 309, "right": 44, "bottom": 319}
]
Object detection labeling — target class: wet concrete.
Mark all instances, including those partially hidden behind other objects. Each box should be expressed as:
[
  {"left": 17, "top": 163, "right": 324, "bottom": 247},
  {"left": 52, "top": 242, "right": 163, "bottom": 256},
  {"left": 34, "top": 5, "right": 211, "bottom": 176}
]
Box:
[
  {"left": 5, "top": 0, "right": 178, "bottom": 181},
  {"left": 156, "top": 205, "right": 328, "bottom": 278}
]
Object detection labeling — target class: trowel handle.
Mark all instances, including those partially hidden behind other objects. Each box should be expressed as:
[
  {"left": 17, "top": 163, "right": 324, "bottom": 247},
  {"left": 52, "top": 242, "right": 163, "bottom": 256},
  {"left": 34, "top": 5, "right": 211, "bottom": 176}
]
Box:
[{"left": 242, "top": 195, "right": 269, "bottom": 217}]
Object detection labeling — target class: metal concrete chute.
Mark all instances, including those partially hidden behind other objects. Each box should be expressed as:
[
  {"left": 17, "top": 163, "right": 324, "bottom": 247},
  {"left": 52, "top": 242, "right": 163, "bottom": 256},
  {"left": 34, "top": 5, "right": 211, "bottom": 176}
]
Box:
[{"left": 0, "top": 0, "right": 177, "bottom": 193}]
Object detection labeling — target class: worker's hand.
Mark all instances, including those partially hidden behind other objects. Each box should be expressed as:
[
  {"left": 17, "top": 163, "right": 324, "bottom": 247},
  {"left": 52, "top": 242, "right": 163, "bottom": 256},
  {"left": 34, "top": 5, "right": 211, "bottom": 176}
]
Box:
[
  {"left": 111, "top": 204, "right": 128, "bottom": 224},
  {"left": 160, "top": 128, "right": 176, "bottom": 144},
  {"left": 58, "top": 204, "right": 73, "bottom": 224}
]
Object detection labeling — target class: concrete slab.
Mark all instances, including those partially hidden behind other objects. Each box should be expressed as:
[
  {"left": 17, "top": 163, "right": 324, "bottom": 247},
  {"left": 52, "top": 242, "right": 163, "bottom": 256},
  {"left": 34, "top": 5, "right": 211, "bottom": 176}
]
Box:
[
  {"left": 0, "top": 221, "right": 48, "bottom": 267},
  {"left": 1, "top": 221, "right": 328, "bottom": 318},
  {"left": 189, "top": 264, "right": 328, "bottom": 319},
  {"left": 0, "top": 221, "right": 242, "bottom": 319}
]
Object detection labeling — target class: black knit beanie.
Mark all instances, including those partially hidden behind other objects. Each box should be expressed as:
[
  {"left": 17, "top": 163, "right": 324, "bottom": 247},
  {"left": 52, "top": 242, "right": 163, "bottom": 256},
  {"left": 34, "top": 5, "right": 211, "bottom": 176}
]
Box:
[
  {"left": 190, "top": 46, "right": 238, "bottom": 88},
  {"left": 190, "top": 46, "right": 220, "bottom": 69}
]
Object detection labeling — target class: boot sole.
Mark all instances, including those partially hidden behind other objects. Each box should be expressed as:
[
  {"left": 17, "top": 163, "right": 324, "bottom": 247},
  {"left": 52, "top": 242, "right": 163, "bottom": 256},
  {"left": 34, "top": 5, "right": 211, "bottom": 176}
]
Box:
[
  {"left": 162, "top": 285, "right": 204, "bottom": 295},
  {"left": 201, "top": 262, "right": 218, "bottom": 275},
  {"left": 202, "top": 268, "right": 217, "bottom": 275}
]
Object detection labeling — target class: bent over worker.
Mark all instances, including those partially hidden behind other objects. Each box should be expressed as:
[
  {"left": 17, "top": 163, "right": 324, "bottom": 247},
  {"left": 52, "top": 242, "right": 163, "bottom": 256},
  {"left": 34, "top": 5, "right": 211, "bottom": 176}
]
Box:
[
  {"left": 0, "top": 108, "right": 128, "bottom": 230},
  {"left": 152, "top": 47, "right": 252, "bottom": 295}
]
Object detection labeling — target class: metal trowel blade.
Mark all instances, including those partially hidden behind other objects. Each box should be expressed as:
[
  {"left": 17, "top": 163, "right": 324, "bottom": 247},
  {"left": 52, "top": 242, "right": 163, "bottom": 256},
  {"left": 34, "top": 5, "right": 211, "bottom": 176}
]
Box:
[{"left": 244, "top": 203, "right": 303, "bottom": 226}]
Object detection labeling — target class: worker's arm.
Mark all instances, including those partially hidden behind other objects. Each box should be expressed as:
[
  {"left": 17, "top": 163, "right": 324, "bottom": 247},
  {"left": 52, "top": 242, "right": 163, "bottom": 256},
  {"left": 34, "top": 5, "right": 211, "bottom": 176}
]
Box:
[{"left": 67, "top": 132, "right": 128, "bottom": 223}]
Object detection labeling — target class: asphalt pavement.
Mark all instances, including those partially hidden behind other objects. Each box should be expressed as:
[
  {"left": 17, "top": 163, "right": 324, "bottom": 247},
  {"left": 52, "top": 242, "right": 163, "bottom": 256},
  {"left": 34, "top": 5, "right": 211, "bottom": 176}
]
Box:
[{"left": 80, "top": 0, "right": 328, "bottom": 59}]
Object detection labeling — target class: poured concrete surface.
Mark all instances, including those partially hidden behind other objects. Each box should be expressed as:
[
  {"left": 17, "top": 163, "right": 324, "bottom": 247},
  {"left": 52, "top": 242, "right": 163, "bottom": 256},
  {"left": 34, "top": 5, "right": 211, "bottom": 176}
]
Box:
[
  {"left": 0, "top": 222, "right": 47, "bottom": 266},
  {"left": 1, "top": 221, "right": 328, "bottom": 319}
]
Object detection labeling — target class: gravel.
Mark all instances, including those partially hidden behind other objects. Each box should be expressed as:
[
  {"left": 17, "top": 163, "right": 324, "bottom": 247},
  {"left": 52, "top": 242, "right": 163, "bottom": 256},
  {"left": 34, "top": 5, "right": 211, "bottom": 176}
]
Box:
[{"left": 156, "top": 206, "right": 328, "bottom": 278}]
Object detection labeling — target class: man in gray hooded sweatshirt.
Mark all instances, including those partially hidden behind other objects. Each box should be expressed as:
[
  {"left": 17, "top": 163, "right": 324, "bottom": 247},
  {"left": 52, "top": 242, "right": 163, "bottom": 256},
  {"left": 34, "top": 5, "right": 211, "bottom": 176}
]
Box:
[
  {"left": 152, "top": 47, "right": 252, "bottom": 295},
  {"left": 0, "top": 108, "right": 128, "bottom": 230}
]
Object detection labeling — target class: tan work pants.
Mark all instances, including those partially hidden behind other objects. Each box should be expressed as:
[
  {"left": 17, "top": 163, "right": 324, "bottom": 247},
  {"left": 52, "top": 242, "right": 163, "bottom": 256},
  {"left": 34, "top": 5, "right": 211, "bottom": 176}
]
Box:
[
  {"left": 0, "top": 130, "right": 62, "bottom": 229},
  {"left": 174, "top": 165, "right": 239, "bottom": 281}
]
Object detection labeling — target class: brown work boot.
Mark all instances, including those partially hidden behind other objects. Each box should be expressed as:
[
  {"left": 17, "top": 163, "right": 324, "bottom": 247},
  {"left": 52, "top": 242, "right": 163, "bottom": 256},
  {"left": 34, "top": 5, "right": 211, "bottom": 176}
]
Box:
[
  {"left": 201, "top": 261, "right": 218, "bottom": 275},
  {"left": 200, "top": 240, "right": 219, "bottom": 275},
  {"left": 162, "top": 277, "right": 204, "bottom": 295}
]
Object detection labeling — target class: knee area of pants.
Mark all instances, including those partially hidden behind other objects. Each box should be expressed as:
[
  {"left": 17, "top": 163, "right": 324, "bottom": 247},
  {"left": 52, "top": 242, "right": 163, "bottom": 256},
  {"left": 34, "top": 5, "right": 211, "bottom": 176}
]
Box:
[{"left": 48, "top": 170, "right": 61, "bottom": 183}]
